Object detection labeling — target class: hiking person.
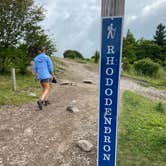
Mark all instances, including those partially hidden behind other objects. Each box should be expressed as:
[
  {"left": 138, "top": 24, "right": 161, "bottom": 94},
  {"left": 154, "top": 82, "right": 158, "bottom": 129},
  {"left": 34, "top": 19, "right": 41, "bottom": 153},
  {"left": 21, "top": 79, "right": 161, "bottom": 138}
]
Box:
[{"left": 33, "top": 47, "right": 55, "bottom": 110}]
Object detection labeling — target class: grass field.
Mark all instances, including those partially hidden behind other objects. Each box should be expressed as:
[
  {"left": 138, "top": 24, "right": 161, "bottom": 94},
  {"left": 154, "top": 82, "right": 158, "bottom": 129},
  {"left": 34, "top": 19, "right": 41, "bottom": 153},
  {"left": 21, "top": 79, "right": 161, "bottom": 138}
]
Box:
[
  {"left": 0, "top": 73, "right": 40, "bottom": 105},
  {"left": 0, "top": 56, "right": 65, "bottom": 105},
  {"left": 117, "top": 91, "right": 166, "bottom": 166}
]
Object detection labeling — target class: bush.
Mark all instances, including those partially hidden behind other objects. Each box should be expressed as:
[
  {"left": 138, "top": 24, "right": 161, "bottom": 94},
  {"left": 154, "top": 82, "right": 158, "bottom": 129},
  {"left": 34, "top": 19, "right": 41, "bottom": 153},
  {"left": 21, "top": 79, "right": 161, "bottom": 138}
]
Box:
[
  {"left": 155, "top": 102, "right": 165, "bottom": 113},
  {"left": 122, "top": 57, "right": 131, "bottom": 71},
  {"left": 0, "top": 47, "right": 30, "bottom": 74},
  {"left": 63, "top": 50, "right": 84, "bottom": 60},
  {"left": 91, "top": 51, "right": 100, "bottom": 63},
  {"left": 134, "top": 58, "right": 160, "bottom": 77}
]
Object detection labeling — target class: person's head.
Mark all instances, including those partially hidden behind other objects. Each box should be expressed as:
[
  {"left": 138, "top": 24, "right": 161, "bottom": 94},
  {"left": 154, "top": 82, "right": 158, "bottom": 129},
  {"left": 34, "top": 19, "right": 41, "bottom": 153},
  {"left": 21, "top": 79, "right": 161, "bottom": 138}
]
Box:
[{"left": 38, "top": 47, "right": 46, "bottom": 53}]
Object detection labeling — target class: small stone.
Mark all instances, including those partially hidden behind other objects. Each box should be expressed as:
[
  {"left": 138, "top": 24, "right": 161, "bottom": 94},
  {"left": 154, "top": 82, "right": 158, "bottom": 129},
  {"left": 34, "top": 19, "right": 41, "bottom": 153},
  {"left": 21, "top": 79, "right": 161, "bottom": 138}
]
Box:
[
  {"left": 70, "top": 82, "right": 77, "bottom": 86},
  {"left": 60, "top": 80, "right": 70, "bottom": 85},
  {"left": 24, "top": 127, "right": 33, "bottom": 137},
  {"left": 82, "top": 80, "right": 93, "bottom": 84},
  {"left": 77, "top": 140, "right": 93, "bottom": 152},
  {"left": 60, "top": 81, "right": 76, "bottom": 86},
  {"left": 69, "top": 100, "right": 77, "bottom": 107},
  {"left": 29, "top": 93, "right": 36, "bottom": 97},
  {"left": 66, "top": 106, "right": 79, "bottom": 113}
]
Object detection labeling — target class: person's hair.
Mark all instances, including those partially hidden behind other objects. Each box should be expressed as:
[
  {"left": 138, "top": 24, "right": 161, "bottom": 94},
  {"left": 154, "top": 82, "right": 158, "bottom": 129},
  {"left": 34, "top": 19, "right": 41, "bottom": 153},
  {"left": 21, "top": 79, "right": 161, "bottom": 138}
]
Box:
[{"left": 38, "top": 47, "right": 45, "bottom": 52}]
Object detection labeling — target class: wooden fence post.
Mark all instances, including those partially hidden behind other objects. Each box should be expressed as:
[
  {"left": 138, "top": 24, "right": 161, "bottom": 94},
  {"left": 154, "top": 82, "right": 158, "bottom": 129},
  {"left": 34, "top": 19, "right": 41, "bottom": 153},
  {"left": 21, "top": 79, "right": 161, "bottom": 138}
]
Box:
[
  {"left": 11, "top": 68, "right": 16, "bottom": 91},
  {"left": 101, "top": 0, "right": 125, "bottom": 17}
]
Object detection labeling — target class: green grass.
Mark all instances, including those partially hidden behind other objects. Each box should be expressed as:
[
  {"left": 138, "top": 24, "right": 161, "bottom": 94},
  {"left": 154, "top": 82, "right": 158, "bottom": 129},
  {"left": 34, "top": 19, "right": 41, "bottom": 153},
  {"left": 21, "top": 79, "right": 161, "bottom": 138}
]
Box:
[
  {"left": 61, "top": 57, "right": 97, "bottom": 64},
  {"left": 117, "top": 91, "right": 166, "bottom": 166},
  {"left": 0, "top": 73, "right": 40, "bottom": 105},
  {"left": 75, "top": 58, "right": 95, "bottom": 64},
  {"left": 0, "top": 57, "right": 64, "bottom": 105},
  {"left": 51, "top": 56, "right": 65, "bottom": 77}
]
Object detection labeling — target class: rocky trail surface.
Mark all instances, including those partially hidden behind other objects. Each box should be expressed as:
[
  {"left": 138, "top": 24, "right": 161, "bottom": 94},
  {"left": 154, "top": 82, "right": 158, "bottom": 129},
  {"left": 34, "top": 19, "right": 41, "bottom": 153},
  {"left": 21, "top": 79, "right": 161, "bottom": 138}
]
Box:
[{"left": 0, "top": 58, "right": 166, "bottom": 166}]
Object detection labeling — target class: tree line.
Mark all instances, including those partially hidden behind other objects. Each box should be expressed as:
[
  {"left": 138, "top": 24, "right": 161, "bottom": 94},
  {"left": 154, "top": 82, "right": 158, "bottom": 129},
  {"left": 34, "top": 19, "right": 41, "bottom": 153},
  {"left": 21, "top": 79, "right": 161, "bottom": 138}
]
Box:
[
  {"left": 63, "top": 23, "right": 166, "bottom": 76},
  {"left": 63, "top": 50, "right": 100, "bottom": 63},
  {"left": 0, "top": 0, "right": 165, "bottom": 77},
  {"left": 122, "top": 23, "right": 166, "bottom": 77},
  {"left": 0, "top": 0, "right": 56, "bottom": 74}
]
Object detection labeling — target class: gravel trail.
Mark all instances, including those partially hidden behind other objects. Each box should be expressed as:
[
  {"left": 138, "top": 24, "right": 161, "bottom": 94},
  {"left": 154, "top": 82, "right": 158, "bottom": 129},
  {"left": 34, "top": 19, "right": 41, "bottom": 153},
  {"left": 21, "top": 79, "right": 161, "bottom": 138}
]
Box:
[{"left": 0, "top": 59, "right": 166, "bottom": 166}]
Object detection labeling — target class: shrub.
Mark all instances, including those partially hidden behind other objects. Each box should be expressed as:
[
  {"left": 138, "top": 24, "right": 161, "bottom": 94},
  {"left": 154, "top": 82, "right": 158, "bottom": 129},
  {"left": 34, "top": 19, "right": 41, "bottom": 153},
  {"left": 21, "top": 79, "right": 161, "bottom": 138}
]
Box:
[
  {"left": 91, "top": 51, "right": 100, "bottom": 63},
  {"left": 0, "top": 47, "right": 30, "bottom": 74},
  {"left": 155, "top": 102, "right": 165, "bottom": 113},
  {"left": 122, "top": 57, "right": 131, "bottom": 71},
  {"left": 134, "top": 58, "right": 160, "bottom": 77},
  {"left": 63, "top": 50, "right": 84, "bottom": 59}
]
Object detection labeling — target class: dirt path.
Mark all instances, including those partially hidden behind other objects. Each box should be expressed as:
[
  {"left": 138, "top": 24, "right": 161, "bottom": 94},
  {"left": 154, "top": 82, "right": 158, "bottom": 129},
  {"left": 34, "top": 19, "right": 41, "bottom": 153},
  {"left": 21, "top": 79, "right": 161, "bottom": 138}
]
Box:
[
  {"left": 0, "top": 59, "right": 166, "bottom": 166},
  {"left": 120, "top": 76, "right": 166, "bottom": 103},
  {"left": 0, "top": 59, "right": 99, "bottom": 166}
]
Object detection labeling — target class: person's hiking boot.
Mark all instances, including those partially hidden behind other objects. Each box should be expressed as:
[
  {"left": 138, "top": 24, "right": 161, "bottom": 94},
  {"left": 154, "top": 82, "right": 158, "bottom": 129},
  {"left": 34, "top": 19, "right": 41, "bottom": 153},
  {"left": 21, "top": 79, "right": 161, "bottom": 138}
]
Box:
[
  {"left": 44, "top": 100, "right": 50, "bottom": 106},
  {"left": 37, "top": 100, "right": 43, "bottom": 110}
]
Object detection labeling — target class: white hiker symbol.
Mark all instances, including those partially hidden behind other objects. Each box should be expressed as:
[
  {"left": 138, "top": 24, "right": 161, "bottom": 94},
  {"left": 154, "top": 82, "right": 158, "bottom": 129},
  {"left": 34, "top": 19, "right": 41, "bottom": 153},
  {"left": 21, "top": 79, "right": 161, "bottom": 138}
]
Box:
[{"left": 107, "top": 23, "right": 116, "bottom": 39}]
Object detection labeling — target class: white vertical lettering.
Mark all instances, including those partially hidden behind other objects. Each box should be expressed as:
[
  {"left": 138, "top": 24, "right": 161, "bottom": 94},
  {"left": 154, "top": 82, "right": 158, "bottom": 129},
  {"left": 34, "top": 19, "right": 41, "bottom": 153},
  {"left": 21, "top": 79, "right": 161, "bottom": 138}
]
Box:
[
  {"left": 107, "top": 45, "right": 115, "bottom": 54},
  {"left": 103, "top": 145, "right": 111, "bottom": 152},
  {"left": 104, "top": 127, "right": 111, "bottom": 134},
  {"left": 106, "top": 57, "right": 115, "bottom": 65},
  {"left": 103, "top": 154, "right": 111, "bottom": 161},
  {"left": 105, "top": 98, "right": 112, "bottom": 106},
  {"left": 105, "top": 78, "right": 113, "bottom": 86},
  {"left": 104, "top": 136, "right": 111, "bottom": 143},
  {"left": 104, "top": 117, "right": 112, "bottom": 125},
  {"left": 105, "top": 108, "right": 112, "bottom": 116},
  {"left": 105, "top": 88, "right": 113, "bottom": 96},
  {"left": 106, "top": 68, "right": 114, "bottom": 75}
]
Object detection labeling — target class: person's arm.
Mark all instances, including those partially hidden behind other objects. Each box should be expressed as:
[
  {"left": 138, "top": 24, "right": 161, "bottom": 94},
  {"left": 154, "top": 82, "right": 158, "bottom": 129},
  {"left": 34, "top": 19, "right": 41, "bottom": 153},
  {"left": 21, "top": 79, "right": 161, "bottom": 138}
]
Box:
[
  {"left": 33, "top": 60, "right": 38, "bottom": 80},
  {"left": 47, "top": 56, "right": 55, "bottom": 78}
]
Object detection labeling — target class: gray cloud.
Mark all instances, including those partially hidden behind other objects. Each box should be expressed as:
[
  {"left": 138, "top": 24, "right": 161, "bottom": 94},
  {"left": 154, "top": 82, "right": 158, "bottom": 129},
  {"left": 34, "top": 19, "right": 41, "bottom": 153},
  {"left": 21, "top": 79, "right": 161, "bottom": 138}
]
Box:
[
  {"left": 36, "top": 0, "right": 100, "bottom": 57},
  {"left": 124, "top": 0, "right": 166, "bottom": 39},
  {"left": 35, "top": 0, "right": 166, "bottom": 57}
]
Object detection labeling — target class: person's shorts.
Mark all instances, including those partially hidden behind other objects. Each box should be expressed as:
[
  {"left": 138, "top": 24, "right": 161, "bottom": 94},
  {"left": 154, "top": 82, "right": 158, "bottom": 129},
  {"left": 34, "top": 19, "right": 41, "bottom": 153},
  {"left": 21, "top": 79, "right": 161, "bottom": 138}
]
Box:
[{"left": 40, "top": 78, "right": 50, "bottom": 83}]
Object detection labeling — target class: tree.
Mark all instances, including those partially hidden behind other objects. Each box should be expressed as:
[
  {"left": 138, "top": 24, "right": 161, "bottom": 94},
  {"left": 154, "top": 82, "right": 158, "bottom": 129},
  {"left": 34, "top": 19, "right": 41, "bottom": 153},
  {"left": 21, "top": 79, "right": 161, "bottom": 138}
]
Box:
[
  {"left": 122, "top": 45, "right": 136, "bottom": 63},
  {"left": 91, "top": 51, "right": 100, "bottom": 63},
  {"left": 122, "top": 30, "right": 136, "bottom": 69},
  {"left": 124, "top": 29, "right": 136, "bottom": 46},
  {"left": 136, "top": 39, "right": 162, "bottom": 63},
  {"left": 25, "top": 26, "right": 56, "bottom": 58},
  {"left": 0, "top": 46, "right": 27, "bottom": 74},
  {"left": 0, "top": 0, "right": 44, "bottom": 47},
  {"left": 0, "top": 0, "right": 44, "bottom": 73},
  {"left": 63, "top": 50, "right": 84, "bottom": 59},
  {"left": 134, "top": 58, "right": 160, "bottom": 77},
  {"left": 0, "top": 0, "right": 56, "bottom": 73},
  {"left": 153, "top": 23, "right": 166, "bottom": 47}
]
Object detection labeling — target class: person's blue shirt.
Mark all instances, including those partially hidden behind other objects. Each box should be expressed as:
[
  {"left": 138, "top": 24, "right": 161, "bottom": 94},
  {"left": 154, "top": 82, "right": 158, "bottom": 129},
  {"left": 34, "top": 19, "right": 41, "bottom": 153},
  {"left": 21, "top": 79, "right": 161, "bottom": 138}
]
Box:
[{"left": 33, "top": 53, "right": 54, "bottom": 80}]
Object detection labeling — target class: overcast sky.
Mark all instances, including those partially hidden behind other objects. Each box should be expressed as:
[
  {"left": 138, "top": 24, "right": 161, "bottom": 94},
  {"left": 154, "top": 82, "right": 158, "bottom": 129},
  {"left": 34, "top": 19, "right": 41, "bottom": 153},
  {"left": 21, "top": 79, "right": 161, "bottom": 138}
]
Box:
[{"left": 35, "top": 0, "right": 166, "bottom": 58}]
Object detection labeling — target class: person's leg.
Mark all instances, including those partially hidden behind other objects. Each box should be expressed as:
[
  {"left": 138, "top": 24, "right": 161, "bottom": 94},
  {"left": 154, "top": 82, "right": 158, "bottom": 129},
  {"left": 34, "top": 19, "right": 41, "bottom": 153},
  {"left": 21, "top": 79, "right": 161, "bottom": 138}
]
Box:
[
  {"left": 37, "top": 79, "right": 50, "bottom": 110},
  {"left": 41, "top": 82, "right": 50, "bottom": 101},
  {"left": 44, "top": 83, "right": 52, "bottom": 105}
]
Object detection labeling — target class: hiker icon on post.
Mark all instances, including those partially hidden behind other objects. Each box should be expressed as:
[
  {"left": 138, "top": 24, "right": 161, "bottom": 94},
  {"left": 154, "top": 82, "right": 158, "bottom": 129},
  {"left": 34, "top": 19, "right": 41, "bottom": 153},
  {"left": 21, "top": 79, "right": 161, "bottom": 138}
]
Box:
[{"left": 107, "top": 23, "right": 116, "bottom": 39}]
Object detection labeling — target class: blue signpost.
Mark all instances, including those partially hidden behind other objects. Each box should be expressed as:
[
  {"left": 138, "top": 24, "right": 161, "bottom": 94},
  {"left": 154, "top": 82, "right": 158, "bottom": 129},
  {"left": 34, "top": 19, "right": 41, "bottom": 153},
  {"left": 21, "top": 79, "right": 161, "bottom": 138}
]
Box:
[{"left": 98, "top": 17, "right": 123, "bottom": 166}]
